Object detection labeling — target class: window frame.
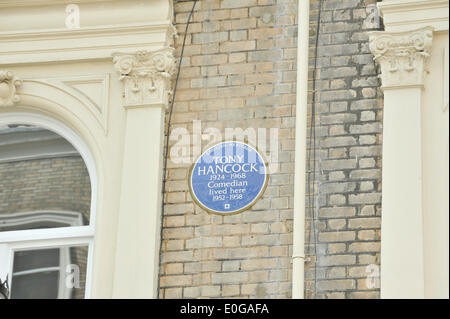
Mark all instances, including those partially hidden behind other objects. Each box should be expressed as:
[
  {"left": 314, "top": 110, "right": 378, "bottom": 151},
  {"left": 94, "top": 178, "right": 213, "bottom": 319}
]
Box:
[
  {"left": 11, "top": 245, "right": 74, "bottom": 299},
  {"left": 0, "top": 238, "right": 94, "bottom": 299},
  {"left": 0, "top": 113, "right": 97, "bottom": 299},
  {"left": 2, "top": 211, "right": 88, "bottom": 299}
]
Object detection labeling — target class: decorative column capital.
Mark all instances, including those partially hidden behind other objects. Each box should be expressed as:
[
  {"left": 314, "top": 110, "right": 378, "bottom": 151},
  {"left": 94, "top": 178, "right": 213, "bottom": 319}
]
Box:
[
  {"left": 0, "top": 70, "right": 22, "bottom": 107},
  {"left": 112, "top": 47, "right": 177, "bottom": 109},
  {"left": 369, "top": 27, "right": 434, "bottom": 88}
]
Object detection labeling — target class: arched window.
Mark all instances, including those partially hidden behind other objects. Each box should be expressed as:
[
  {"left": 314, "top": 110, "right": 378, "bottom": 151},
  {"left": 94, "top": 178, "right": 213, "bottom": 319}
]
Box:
[{"left": 0, "top": 116, "right": 96, "bottom": 299}]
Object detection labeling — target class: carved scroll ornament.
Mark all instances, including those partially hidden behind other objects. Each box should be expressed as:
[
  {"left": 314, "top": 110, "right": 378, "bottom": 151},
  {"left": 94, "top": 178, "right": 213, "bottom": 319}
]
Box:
[
  {"left": 0, "top": 70, "right": 22, "bottom": 107},
  {"left": 369, "top": 27, "right": 434, "bottom": 88},
  {"left": 113, "top": 48, "right": 177, "bottom": 108}
]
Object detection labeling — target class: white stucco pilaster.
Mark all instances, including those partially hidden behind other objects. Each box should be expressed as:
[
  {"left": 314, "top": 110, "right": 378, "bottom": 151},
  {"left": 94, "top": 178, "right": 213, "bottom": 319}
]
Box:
[
  {"left": 370, "top": 0, "right": 449, "bottom": 299},
  {"left": 111, "top": 48, "right": 176, "bottom": 298},
  {"left": 370, "top": 26, "right": 433, "bottom": 299}
]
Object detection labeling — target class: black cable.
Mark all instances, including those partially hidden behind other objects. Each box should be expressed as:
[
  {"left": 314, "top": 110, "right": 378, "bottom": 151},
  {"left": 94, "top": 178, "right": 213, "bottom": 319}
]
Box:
[
  {"left": 306, "top": 0, "right": 323, "bottom": 299},
  {"left": 157, "top": 0, "right": 199, "bottom": 298}
]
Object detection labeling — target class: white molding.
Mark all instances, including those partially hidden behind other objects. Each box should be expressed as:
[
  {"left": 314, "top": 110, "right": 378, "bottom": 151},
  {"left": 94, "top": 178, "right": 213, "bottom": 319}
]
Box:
[
  {"left": 0, "top": 70, "right": 22, "bottom": 107},
  {"left": 378, "top": 0, "right": 449, "bottom": 32},
  {"left": 0, "top": 245, "right": 9, "bottom": 283},
  {"left": 113, "top": 48, "right": 177, "bottom": 109},
  {"left": 0, "top": 226, "right": 94, "bottom": 244},
  {"left": 0, "top": 0, "right": 114, "bottom": 7},
  {"left": 369, "top": 27, "right": 434, "bottom": 88},
  {"left": 23, "top": 74, "right": 111, "bottom": 134},
  {"left": 12, "top": 77, "right": 109, "bottom": 134},
  {"left": 0, "top": 22, "right": 175, "bottom": 65},
  {"left": 0, "top": 21, "right": 173, "bottom": 39},
  {"left": 444, "top": 44, "right": 449, "bottom": 112},
  {"left": 62, "top": 74, "right": 110, "bottom": 115},
  {"left": 4, "top": 236, "right": 92, "bottom": 249}
]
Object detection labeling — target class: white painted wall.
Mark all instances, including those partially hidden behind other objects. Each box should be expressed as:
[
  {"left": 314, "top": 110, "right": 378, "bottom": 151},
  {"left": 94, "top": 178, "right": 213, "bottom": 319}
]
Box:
[
  {"left": 373, "top": 0, "right": 449, "bottom": 299},
  {"left": 421, "top": 32, "right": 449, "bottom": 299},
  {"left": 0, "top": 0, "right": 175, "bottom": 298}
]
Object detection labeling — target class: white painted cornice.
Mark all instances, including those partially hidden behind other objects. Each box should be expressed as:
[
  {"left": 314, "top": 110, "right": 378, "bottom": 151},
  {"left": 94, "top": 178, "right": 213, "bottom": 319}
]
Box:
[
  {"left": 113, "top": 48, "right": 177, "bottom": 109},
  {"left": 0, "top": 22, "right": 174, "bottom": 41},
  {"left": 0, "top": 0, "right": 113, "bottom": 7},
  {"left": 378, "top": 0, "right": 449, "bottom": 32},
  {"left": 369, "top": 27, "right": 434, "bottom": 88},
  {"left": 0, "top": 22, "right": 176, "bottom": 65},
  {"left": 0, "top": 0, "right": 176, "bottom": 65}
]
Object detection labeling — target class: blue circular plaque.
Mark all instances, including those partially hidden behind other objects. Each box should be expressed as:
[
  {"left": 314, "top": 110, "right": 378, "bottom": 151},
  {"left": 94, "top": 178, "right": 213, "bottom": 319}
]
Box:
[{"left": 189, "top": 141, "right": 269, "bottom": 215}]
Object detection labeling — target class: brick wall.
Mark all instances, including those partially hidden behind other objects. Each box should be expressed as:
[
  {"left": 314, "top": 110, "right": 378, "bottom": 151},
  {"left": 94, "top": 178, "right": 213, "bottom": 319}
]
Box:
[
  {"left": 160, "top": 0, "right": 383, "bottom": 299},
  {"left": 160, "top": 0, "right": 298, "bottom": 299},
  {"left": 0, "top": 157, "right": 91, "bottom": 222},
  {"left": 305, "top": 0, "right": 383, "bottom": 299}
]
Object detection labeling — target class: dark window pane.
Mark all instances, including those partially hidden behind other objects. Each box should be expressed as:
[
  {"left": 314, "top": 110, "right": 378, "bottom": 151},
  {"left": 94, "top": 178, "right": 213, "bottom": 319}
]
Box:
[
  {"left": 13, "top": 249, "right": 59, "bottom": 273},
  {"left": 10, "top": 271, "right": 59, "bottom": 299},
  {"left": 10, "top": 246, "right": 88, "bottom": 299}
]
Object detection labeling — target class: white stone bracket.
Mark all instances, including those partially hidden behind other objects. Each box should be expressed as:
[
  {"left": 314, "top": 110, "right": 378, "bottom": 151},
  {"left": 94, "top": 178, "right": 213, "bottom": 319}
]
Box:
[
  {"left": 112, "top": 48, "right": 177, "bottom": 109},
  {"left": 0, "top": 70, "right": 22, "bottom": 107},
  {"left": 369, "top": 27, "right": 434, "bottom": 88}
]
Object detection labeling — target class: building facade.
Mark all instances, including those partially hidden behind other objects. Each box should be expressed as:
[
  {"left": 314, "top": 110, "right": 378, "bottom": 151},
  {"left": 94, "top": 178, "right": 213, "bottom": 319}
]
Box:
[{"left": 0, "top": 0, "right": 448, "bottom": 299}]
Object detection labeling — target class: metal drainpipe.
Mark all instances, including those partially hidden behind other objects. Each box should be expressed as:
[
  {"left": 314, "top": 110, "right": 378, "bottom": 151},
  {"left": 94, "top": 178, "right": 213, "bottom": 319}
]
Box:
[{"left": 292, "top": 0, "right": 310, "bottom": 299}]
